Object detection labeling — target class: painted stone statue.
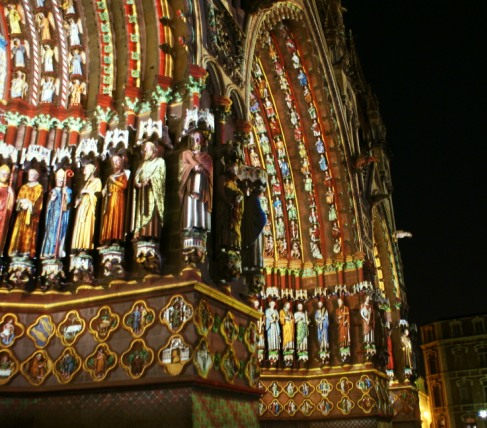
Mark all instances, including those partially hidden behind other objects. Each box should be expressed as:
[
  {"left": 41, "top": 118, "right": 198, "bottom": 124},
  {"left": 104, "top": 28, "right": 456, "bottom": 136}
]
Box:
[
  {"left": 100, "top": 155, "right": 128, "bottom": 244},
  {"left": 9, "top": 169, "right": 43, "bottom": 258},
  {"left": 41, "top": 169, "right": 72, "bottom": 258},
  {"left": 132, "top": 142, "right": 165, "bottom": 240},
  {"left": 71, "top": 164, "right": 101, "bottom": 251}
]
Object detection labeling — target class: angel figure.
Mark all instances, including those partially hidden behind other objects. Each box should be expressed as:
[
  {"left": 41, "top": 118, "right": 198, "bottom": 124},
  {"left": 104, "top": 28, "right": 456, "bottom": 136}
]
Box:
[
  {"left": 68, "top": 79, "right": 86, "bottom": 106},
  {"left": 65, "top": 18, "right": 82, "bottom": 47},
  {"left": 40, "top": 77, "right": 58, "bottom": 103},
  {"left": 6, "top": 4, "right": 24, "bottom": 35},
  {"left": 36, "top": 12, "right": 55, "bottom": 42},
  {"left": 10, "top": 70, "right": 28, "bottom": 99},
  {"left": 11, "top": 39, "right": 28, "bottom": 68},
  {"left": 68, "top": 49, "right": 85, "bottom": 76},
  {"left": 60, "top": 0, "right": 76, "bottom": 15},
  {"left": 41, "top": 44, "right": 57, "bottom": 73}
]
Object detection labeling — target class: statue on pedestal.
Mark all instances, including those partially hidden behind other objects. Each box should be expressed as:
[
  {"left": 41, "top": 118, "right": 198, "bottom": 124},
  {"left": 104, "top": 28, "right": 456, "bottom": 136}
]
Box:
[
  {"left": 132, "top": 141, "right": 165, "bottom": 270},
  {"left": 179, "top": 130, "right": 212, "bottom": 264}
]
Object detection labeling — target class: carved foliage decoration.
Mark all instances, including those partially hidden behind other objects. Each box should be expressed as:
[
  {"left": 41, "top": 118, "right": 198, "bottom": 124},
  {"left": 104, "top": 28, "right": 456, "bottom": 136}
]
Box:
[
  {"left": 89, "top": 305, "right": 120, "bottom": 342},
  {"left": 160, "top": 295, "right": 193, "bottom": 334},
  {"left": 0, "top": 313, "right": 25, "bottom": 347},
  {"left": 53, "top": 347, "right": 82, "bottom": 384},
  {"left": 158, "top": 334, "right": 192, "bottom": 376},
  {"left": 84, "top": 344, "right": 117, "bottom": 382},
  {"left": 0, "top": 349, "right": 19, "bottom": 385},
  {"left": 21, "top": 350, "right": 52, "bottom": 386},
  {"left": 193, "top": 337, "right": 213, "bottom": 379},
  {"left": 121, "top": 339, "right": 154, "bottom": 379},
  {"left": 56, "top": 310, "right": 85, "bottom": 346},
  {"left": 194, "top": 298, "right": 214, "bottom": 337},
  {"left": 27, "top": 315, "right": 56, "bottom": 348},
  {"left": 122, "top": 301, "right": 155, "bottom": 338}
]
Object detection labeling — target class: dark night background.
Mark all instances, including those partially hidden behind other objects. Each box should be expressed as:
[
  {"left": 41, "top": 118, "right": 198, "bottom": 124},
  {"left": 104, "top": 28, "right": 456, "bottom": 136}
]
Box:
[{"left": 343, "top": 1, "right": 487, "bottom": 327}]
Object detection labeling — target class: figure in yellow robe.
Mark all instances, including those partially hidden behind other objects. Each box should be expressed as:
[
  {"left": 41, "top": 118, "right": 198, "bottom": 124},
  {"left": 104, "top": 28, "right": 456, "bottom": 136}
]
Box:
[
  {"left": 279, "top": 302, "right": 295, "bottom": 352},
  {"left": 100, "top": 155, "right": 128, "bottom": 244},
  {"left": 9, "top": 169, "right": 43, "bottom": 258},
  {"left": 71, "top": 164, "right": 101, "bottom": 251},
  {"left": 132, "top": 142, "right": 166, "bottom": 240}
]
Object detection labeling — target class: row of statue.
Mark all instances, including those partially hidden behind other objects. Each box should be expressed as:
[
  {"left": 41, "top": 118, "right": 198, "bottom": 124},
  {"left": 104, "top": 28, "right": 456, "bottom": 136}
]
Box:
[
  {"left": 0, "top": 110, "right": 268, "bottom": 289},
  {"left": 255, "top": 296, "right": 377, "bottom": 367},
  {"left": 6, "top": 0, "right": 87, "bottom": 106},
  {"left": 249, "top": 23, "right": 342, "bottom": 262}
]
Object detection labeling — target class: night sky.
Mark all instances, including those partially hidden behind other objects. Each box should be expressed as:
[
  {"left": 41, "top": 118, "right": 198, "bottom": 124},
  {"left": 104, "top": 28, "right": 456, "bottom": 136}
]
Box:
[{"left": 342, "top": 1, "right": 487, "bottom": 326}]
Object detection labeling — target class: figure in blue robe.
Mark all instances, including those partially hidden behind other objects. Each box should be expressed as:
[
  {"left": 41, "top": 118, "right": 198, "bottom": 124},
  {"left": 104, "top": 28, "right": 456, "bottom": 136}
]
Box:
[{"left": 41, "top": 170, "right": 72, "bottom": 258}]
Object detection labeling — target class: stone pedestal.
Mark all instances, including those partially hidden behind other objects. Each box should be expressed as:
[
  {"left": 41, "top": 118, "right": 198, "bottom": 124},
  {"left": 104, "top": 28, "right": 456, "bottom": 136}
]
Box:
[{"left": 0, "top": 278, "right": 261, "bottom": 428}]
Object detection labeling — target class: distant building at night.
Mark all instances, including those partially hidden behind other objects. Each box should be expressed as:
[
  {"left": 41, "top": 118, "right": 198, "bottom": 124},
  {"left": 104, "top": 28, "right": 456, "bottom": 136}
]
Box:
[
  {"left": 0, "top": 0, "right": 422, "bottom": 427},
  {"left": 421, "top": 314, "right": 487, "bottom": 428}
]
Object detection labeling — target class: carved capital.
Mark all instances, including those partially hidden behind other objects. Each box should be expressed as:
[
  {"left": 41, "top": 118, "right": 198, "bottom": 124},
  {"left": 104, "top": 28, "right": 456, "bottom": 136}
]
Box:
[{"left": 64, "top": 117, "right": 87, "bottom": 133}]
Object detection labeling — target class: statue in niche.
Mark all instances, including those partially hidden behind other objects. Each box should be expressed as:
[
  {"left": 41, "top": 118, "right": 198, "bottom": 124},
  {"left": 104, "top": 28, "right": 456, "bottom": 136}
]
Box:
[
  {"left": 336, "top": 298, "right": 350, "bottom": 349},
  {"left": 216, "top": 163, "right": 244, "bottom": 251},
  {"left": 100, "top": 155, "right": 128, "bottom": 245},
  {"left": 71, "top": 164, "right": 102, "bottom": 252},
  {"left": 65, "top": 18, "right": 82, "bottom": 47},
  {"left": 8, "top": 168, "right": 43, "bottom": 258},
  {"left": 360, "top": 295, "right": 375, "bottom": 344},
  {"left": 68, "top": 49, "right": 84, "bottom": 76},
  {"left": 294, "top": 302, "right": 309, "bottom": 358},
  {"left": 265, "top": 300, "right": 280, "bottom": 353},
  {"left": 279, "top": 301, "right": 294, "bottom": 354},
  {"left": 10, "top": 70, "right": 28, "bottom": 99},
  {"left": 132, "top": 141, "right": 165, "bottom": 240},
  {"left": 0, "top": 165, "right": 15, "bottom": 255},
  {"left": 401, "top": 328, "right": 413, "bottom": 368},
  {"left": 36, "top": 12, "right": 54, "bottom": 42},
  {"left": 241, "top": 179, "right": 266, "bottom": 274},
  {"left": 40, "top": 77, "right": 57, "bottom": 103},
  {"left": 60, "top": 0, "right": 76, "bottom": 15},
  {"left": 11, "top": 39, "right": 27, "bottom": 68},
  {"left": 41, "top": 44, "right": 55, "bottom": 73},
  {"left": 6, "top": 4, "right": 22, "bottom": 35},
  {"left": 41, "top": 169, "right": 72, "bottom": 259},
  {"left": 314, "top": 300, "right": 330, "bottom": 355},
  {"left": 68, "top": 79, "right": 86, "bottom": 106},
  {"left": 179, "top": 130, "right": 213, "bottom": 232}
]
